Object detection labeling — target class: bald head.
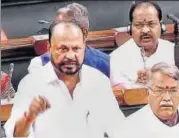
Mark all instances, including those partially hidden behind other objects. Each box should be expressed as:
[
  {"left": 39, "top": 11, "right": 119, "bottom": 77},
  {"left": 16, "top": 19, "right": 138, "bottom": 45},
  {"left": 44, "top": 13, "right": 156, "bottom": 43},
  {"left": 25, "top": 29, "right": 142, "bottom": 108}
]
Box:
[{"left": 51, "top": 22, "right": 83, "bottom": 45}]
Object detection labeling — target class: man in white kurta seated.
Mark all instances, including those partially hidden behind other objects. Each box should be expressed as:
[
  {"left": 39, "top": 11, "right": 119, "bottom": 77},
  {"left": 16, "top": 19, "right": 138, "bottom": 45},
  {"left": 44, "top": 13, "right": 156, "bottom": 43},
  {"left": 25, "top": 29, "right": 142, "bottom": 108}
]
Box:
[
  {"left": 4, "top": 20, "right": 125, "bottom": 138},
  {"left": 110, "top": 1, "right": 174, "bottom": 88},
  {"left": 114, "top": 62, "right": 179, "bottom": 138}
]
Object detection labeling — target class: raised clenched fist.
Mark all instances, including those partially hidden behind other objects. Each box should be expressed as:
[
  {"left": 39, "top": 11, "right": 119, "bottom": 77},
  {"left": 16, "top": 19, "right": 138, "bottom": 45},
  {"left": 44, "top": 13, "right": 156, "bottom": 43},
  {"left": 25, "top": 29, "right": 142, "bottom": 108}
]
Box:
[{"left": 25, "top": 96, "right": 51, "bottom": 123}]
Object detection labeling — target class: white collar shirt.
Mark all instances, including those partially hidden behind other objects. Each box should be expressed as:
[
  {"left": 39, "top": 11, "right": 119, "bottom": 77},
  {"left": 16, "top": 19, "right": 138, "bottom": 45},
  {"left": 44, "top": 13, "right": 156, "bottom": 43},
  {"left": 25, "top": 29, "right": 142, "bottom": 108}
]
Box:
[
  {"left": 4, "top": 62, "right": 125, "bottom": 138},
  {"left": 110, "top": 38, "right": 175, "bottom": 86},
  {"left": 113, "top": 105, "right": 179, "bottom": 138}
]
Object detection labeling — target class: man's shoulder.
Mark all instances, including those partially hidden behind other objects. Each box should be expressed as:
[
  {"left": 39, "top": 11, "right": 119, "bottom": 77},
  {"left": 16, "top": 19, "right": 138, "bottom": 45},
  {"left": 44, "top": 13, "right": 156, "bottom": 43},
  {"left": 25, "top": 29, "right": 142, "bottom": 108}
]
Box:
[
  {"left": 159, "top": 39, "right": 175, "bottom": 47},
  {"left": 85, "top": 47, "right": 110, "bottom": 77},
  {"left": 126, "top": 105, "right": 151, "bottom": 123},
  {"left": 110, "top": 38, "right": 135, "bottom": 57},
  {"left": 30, "top": 56, "right": 42, "bottom": 64},
  {"left": 24, "top": 62, "right": 51, "bottom": 83},
  {"left": 82, "top": 64, "right": 109, "bottom": 82},
  {"left": 20, "top": 69, "right": 44, "bottom": 85},
  {"left": 28, "top": 56, "right": 43, "bottom": 72},
  {"left": 86, "top": 47, "right": 109, "bottom": 61}
]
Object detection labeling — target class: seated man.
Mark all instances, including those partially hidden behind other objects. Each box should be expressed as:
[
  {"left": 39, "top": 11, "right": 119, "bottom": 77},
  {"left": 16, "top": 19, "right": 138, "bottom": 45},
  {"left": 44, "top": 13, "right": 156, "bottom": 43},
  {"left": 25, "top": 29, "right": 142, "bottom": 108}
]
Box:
[
  {"left": 28, "top": 3, "right": 110, "bottom": 78},
  {"left": 114, "top": 62, "right": 179, "bottom": 138},
  {"left": 4, "top": 4, "right": 124, "bottom": 138},
  {"left": 110, "top": 1, "right": 175, "bottom": 88}
]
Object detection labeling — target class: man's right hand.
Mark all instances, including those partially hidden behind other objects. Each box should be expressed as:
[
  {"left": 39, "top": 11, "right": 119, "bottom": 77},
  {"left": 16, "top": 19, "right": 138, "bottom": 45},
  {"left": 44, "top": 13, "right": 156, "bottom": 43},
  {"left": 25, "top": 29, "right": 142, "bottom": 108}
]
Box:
[
  {"left": 136, "top": 69, "right": 148, "bottom": 84},
  {"left": 14, "top": 96, "right": 51, "bottom": 137},
  {"left": 25, "top": 95, "right": 51, "bottom": 123}
]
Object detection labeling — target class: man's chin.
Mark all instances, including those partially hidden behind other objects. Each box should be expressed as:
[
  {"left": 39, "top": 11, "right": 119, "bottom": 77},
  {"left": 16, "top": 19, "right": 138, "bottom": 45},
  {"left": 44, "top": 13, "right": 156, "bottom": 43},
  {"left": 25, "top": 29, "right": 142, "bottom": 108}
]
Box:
[
  {"left": 63, "top": 71, "right": 78, "bottom": 75},
  {"left": 158, "top": 108, "right": 174, "bottom": 120},
  {"left": 140, "top": 41, "right": 153, "bottom": 46},
  {"left": 60, "top": 68, "right": 79, "bottom": 75}
]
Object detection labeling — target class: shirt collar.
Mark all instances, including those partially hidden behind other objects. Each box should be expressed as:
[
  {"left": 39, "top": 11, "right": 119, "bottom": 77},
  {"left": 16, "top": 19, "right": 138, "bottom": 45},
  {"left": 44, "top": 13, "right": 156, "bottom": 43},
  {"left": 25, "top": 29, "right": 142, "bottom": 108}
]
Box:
[{"left": 133, "top": 39, "right": 162, "bottom": 56}]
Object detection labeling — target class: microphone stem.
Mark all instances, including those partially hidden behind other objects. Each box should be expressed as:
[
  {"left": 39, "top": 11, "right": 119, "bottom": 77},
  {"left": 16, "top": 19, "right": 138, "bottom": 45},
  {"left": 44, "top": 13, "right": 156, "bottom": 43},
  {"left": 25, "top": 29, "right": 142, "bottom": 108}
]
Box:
[{"left": 141, "top": 48, "right": 146, "bottom": 69}]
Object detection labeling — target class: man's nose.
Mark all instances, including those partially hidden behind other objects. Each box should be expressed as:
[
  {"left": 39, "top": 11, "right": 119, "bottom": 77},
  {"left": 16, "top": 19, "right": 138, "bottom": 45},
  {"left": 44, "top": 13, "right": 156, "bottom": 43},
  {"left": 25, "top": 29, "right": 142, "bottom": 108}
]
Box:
[
  {"left": 65, "top": 50, "right": 75, "bottom": 59},
  {"left": 162, "top": 91, "right": 172, "bottom": 101},
  {"left": 141, "top": 25, "right": 150, "bottom": 33}
]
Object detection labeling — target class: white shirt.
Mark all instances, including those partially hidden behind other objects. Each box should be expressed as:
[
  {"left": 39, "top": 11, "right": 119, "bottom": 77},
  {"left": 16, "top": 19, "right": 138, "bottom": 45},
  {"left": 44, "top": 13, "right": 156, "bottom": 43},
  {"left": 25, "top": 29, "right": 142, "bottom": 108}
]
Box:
[
  {"left": 28, "top": 56, "right": 44, "bottom": 73},
  {"left": 113, "top": 105, "right": 179, "bottom": 138},
  {"left": 4, "top": 62, "right": 125, "bottom": 138},
  {"left": 110, "top": 38, "right": 175, "bottom": 86}
]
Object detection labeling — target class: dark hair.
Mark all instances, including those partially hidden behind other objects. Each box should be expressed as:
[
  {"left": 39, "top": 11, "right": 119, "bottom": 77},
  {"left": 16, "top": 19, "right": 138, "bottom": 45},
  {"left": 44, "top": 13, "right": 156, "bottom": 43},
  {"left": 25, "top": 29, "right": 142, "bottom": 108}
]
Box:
[
  {"left": 48, "top": 20, "right": 85, "bottom": 44},
  {"left": 129, "top": 1, "right": 162, "bottom": 22}
]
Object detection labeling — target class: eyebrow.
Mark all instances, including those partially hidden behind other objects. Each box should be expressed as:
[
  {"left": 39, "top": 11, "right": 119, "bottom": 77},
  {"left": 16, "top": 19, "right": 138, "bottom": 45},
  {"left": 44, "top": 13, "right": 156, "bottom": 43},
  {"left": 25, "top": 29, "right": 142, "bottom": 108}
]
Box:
[
  {"left": 155, "top": 86, "right": 177, "bottom": 89},
  {"left": 134, "top": 20, "right": 157, "bottom": 23}
]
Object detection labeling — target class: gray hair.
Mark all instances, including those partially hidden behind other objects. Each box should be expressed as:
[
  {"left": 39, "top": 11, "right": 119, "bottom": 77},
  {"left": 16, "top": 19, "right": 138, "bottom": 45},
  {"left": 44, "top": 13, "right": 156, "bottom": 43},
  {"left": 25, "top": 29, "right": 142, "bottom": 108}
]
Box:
[
  {"left": 67, "top": 3, "right": 89, "bottom": 30},
  {"left": 55, "top": 3, "right": 89, "bottom": 38},
  {"left": 147, "top": 62, "right": 179, "bottom": 86}
]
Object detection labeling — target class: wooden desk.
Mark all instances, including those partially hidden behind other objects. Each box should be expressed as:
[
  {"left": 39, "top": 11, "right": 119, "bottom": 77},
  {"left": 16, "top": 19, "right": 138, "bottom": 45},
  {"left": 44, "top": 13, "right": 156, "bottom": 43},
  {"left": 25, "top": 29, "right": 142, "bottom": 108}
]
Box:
[{"left": 113, "top": 86, "right": 148, "bottom": 105}]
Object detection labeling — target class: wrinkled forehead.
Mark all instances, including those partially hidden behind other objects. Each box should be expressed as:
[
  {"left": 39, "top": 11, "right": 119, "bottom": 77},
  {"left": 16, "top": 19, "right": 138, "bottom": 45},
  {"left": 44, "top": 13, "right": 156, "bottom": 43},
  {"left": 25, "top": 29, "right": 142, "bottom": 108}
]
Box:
[{"left": 133, "top": 6, "right": 159, "bottom": 22}]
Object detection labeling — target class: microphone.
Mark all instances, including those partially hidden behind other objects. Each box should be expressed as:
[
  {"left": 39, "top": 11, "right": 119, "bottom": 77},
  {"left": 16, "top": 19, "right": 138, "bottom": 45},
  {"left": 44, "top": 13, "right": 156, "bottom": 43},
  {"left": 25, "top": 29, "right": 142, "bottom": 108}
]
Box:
[
  {"left": 9, "top": 63, "right": 14, "bottom": 78},
  {"left": 38, "top": 20, "right": 50, "bottom": 25},
  {"left": 140, "top": 47, "right": 146, "bottom": 69},
  {"left": 167, "top": 14, "right": 179, "bottom": 24}
]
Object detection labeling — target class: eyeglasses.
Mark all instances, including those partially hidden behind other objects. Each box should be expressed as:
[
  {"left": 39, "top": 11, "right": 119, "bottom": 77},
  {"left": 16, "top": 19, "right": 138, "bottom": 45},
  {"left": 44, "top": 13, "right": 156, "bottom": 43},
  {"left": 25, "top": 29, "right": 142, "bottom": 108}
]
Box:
[
  {"left": 148, "top": 87, "right": 179, "bottom": 97},
  {"left": 133, "top": 22, "right": 158, "bottom": 29}
]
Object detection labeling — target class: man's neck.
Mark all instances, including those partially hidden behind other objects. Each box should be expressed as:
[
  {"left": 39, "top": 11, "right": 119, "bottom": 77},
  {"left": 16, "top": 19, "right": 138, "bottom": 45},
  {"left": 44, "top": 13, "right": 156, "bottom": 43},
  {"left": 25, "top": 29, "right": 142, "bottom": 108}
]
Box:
[
  {"left": 141, "top": 43, "right": 158, "bottom": 57},
  {"left": 144, "top": 47, "right": 157, "bottom": 57},
  {"left": 57, "top": 72, "right": 80, "bottom": 98}
]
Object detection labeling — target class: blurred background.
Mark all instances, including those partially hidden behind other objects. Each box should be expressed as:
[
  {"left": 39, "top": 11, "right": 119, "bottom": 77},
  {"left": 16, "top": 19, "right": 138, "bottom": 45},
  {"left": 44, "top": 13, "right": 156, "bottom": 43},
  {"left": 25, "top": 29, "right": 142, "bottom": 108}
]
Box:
[{"left": 2, "top": 0, "right": 179, "bottom": 38}]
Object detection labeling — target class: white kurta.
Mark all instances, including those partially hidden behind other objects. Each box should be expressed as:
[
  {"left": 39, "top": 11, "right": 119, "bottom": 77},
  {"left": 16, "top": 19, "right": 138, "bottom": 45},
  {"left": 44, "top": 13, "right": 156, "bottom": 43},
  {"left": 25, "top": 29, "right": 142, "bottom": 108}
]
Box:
[
  {"left": 110, "top": 38, "right": 175, "bottom": 86},
  {"left": 28, "top": 56, "right": 44, "bottom": 73},
  {"left": 114, "top": 105, "right": 179, "bottom": 138},
  {"left": 4, "top": 62, "right": 125, "bottom": 138}
]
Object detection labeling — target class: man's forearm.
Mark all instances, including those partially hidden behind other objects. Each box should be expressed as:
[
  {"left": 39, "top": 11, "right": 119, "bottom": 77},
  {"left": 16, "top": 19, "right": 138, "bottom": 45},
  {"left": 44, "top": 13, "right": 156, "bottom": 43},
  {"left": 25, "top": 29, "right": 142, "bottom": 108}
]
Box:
[{"left": 13, "top": 115, "right": 33, "bottom": 137}]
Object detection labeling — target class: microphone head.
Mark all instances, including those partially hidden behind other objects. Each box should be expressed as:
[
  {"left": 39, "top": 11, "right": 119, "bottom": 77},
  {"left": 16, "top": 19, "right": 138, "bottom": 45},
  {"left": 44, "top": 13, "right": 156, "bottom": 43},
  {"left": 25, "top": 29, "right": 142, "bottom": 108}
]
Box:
[
  {"left": 166, "top": 14, "right": 171, "bottom": 19},
  {"left": 9, "top": 63, "right": 14, "bottom": 78},
  {"left": 166, "top": 13, "right": 174, "bottom": 19},
  {"left": 166, "top": 13, "right": 179, "bottom": 24},
  {"left": 38, "top": 20, "right": 50, "bottom": 24}
]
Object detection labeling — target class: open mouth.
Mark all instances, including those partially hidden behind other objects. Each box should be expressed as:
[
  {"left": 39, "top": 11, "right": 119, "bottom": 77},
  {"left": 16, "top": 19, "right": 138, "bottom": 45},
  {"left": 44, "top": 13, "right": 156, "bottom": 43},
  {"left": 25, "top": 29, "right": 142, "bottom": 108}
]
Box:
[{"left": 141, "top": 36, "right": 152, "bottom": 41}]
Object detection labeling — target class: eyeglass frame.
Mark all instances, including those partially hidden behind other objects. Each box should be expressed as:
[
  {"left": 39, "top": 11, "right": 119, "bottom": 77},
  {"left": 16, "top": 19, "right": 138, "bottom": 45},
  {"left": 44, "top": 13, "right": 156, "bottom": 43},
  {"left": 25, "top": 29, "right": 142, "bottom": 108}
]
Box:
[{"left": 147, "top": 87, "right": 179, "bottom": 97}]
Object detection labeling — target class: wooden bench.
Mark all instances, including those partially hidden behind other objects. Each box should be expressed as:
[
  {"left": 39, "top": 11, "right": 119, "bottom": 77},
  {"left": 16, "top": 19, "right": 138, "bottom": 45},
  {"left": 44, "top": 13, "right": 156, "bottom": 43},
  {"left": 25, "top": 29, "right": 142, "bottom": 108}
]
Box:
[{"left": 1, "top": 29, "right": 117, "bottom": 58}]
